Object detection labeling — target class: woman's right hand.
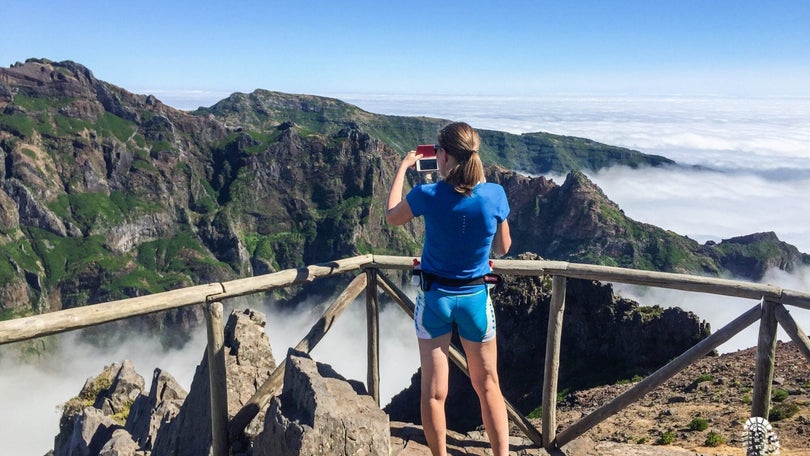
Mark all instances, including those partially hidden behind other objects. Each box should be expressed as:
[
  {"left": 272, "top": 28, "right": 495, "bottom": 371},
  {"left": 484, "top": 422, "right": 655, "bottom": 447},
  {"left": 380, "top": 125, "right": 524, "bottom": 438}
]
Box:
[{"left": 401, "top": 150, "right": 422, "bottom": 170}]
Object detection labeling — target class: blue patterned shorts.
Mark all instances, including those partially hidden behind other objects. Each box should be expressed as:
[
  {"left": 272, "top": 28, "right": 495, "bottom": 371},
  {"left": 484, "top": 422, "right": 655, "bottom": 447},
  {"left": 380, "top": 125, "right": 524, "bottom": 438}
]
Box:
[{"left": 414, "top": 286, "right": 496, "bottom": 342}]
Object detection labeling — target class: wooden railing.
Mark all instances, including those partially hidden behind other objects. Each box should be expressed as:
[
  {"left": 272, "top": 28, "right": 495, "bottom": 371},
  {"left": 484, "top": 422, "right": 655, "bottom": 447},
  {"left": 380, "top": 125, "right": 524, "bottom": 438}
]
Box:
[{"left": 2, "top": 254, "right": 809, "bottom": 454}]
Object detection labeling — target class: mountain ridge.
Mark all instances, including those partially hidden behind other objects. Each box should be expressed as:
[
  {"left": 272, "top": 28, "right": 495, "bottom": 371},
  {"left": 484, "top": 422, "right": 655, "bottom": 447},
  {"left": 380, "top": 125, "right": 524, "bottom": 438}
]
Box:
[{"left": 1, "top": 57, "right": 807, "bottom": 324}]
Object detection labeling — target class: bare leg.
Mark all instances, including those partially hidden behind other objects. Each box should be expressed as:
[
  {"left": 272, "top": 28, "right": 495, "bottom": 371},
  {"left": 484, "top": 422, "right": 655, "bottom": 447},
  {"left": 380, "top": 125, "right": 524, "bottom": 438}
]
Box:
[
  {"left": 418, "top": 333, "right": 452, "bottom": 456},
  {"left": 461, "top": 336, "right": 509, "bottom": 456}
]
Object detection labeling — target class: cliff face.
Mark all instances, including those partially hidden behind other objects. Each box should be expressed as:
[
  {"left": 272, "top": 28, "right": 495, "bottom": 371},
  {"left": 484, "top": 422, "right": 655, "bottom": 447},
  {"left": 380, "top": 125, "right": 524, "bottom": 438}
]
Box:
[
  {"left": 1, "top": 58, "right": 806, "bottom": 329},
  {"left": 493, "top": 168, "right": 808, "bottom": 278},
  {"left": 0, "top": 59, "right": 422, "bottom": 322}
]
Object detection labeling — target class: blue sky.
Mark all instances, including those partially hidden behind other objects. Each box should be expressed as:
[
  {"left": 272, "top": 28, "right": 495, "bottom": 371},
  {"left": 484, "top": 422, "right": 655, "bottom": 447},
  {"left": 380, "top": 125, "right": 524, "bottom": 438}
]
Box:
[{"left": 2, "top": 0, "right": 809, "bottom": 100}]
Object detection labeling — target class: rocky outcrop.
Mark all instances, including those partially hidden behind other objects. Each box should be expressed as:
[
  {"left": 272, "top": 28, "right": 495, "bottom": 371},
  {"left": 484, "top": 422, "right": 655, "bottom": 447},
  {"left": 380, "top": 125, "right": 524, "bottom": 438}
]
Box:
[
  {"left": 495, "top": 169, "right": 809, "bottom": 279},
  {"left": 53, "top": 308, "right": 275, "bottom": 456},
  {"left": 254, "top": 349, "right": 390, "bottom": 455},
  {"left": 54, "top": 360, "right": 147, "bottom": 456},
  {"left": 711, "top": 231, "right": 809, "bottom": 280},
  {"left": 150, "top": 308, "right": 275, "bottom": 456},
  {"left": 3, "top": 178, "right": 72, "bottom": 237},
  {"left": 51, "top": 307, "right": 396, "bottom": 456},
  {"left": 126, "top": 369, "right": 187, "bottom": 451}
]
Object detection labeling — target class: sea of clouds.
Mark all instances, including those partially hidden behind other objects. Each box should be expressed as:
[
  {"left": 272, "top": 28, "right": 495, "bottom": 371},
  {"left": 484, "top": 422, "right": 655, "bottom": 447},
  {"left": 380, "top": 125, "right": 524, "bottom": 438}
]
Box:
[{"left": 3, "top": 93, "right": 809, "bottom": 454}]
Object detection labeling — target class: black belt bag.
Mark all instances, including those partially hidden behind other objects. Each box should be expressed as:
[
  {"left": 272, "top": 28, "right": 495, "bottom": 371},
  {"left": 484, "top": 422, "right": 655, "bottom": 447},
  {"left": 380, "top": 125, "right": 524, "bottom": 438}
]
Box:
[{"left": 415, "top": 271, "right": 503, "bottom": 292}]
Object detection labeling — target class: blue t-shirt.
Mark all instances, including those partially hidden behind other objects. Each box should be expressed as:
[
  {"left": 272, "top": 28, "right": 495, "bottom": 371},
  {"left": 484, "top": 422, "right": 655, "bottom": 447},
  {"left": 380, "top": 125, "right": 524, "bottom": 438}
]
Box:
[{"left": 406, "top": 181, "right": 510, "bottom": 280}]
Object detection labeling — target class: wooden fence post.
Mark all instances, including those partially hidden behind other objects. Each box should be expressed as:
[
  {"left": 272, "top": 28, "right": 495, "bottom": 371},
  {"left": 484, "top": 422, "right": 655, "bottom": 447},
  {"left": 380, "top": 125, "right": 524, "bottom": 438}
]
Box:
[
  {"left": 365, "top": 268, "right": 381, "bottom": 405},
  {"left": 542, "top": 275, "right": 567, "bottom": 448},
  {"left": 205, "top": 301, "right": 229, "bottom": 456},
  {"left": 752, "top": 299, "right": 778, "bottom": 418}
]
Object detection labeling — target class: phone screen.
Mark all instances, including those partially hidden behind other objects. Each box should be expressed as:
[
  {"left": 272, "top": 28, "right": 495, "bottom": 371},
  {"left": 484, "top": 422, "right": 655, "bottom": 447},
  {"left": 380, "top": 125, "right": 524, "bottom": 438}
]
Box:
[{"left": 417, "top": 158, "right": 438, "bottom": 172}]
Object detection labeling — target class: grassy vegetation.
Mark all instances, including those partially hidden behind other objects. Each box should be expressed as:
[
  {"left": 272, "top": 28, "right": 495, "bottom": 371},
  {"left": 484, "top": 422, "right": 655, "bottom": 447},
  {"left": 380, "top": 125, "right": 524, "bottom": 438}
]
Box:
[
  {"left": 772, "top": 388, "right": 789, "bottom": 402},
  {"left": 59, "top": 372, "right": 112, "bottom": 417},
  {"left": 695, "top": 373, "right": 714, "bottom": 384},
  {"left": 12, "top": 93, "right": 74, "bottom": 111},
  {"left": 655, "top": 429, "right": 675, "bottom": 445},
  {"left": 704, "top": 431, "right": 725, "bottom": 447},
  {"left": 96, "top": 112, "right": 136, "bottom": 142},
  {"left": 769, "top": 402, "right": 799, "bottom": 422},
  {"left": 0, "top": 235, "right": 41, "bottom": 284},
  {"left": 0, "top": 113, "right": 37, "bottom": 137},
  {"left": 616, "top": 375, "right": 644, "bottom": 385},
  {"left": 111, "top": 400, "right": 134, "bottom": 425},
  {"left": 688, "top": 417, "right": 709, "bottom": 431}
]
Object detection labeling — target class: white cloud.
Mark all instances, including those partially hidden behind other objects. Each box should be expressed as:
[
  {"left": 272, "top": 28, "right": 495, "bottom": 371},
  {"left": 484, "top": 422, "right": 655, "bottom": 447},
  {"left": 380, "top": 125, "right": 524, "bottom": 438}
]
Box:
[
  {"left": 340, "top": 93, "right": 810, "bottom": 253},
  {"left": 587, "top": 165, "right": 810, "bottom": 253},
  {"left": 0, "top": 293, "right": 420, "bottom": 455}
]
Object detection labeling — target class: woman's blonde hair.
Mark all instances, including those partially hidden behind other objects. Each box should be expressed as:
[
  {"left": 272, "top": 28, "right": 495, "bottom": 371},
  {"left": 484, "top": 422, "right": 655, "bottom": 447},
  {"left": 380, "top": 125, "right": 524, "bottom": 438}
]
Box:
[{"left": 438, "top": 122, "right": 485, "bottom": 195}]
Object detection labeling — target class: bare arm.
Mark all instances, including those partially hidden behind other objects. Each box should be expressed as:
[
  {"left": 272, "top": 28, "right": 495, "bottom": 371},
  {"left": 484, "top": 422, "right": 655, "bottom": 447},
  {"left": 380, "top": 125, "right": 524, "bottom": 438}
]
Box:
[
  {"left": 491, "top": 219, "right": 512, "bottom": 257},
  {"left": 385, "top": 150, "right": 420, "bottom": 226}
]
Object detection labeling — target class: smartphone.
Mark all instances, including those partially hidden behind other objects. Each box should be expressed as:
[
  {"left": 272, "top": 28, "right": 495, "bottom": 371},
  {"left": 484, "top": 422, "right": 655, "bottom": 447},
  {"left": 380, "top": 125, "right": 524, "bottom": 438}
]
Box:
[{"left": 415, "top": 144, "right": 438, "bottom": 172}]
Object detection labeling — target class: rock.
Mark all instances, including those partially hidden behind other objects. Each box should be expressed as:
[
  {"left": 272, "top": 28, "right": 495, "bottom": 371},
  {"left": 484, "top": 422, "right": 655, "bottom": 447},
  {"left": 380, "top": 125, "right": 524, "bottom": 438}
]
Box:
[
  {"left": 53, "top": 362, "right": 144, "bottom": 456},
  {"left": 150, "top": 308, "right": 275, "bottom": 456},
  {"left": 54, "top": 407, "right": 119, "bottom": 456},
  {"left": 98, "top": 429, "right": 144, "bottom": 456},
  {"left": 125, "top": 368, "right": 187, "bottom": 450},
  {"left": 104, "top": 212, "right": 173, "bottom": 254},
  {"left": 254, "top": 349, "right": 390, "bottom": 456},
  {"left": 53, "top": 308, "right": 274, "bottom": 455},
  {"left": 93, "top": 360, "right": 145, "bottom": 417},
  {"left": 3, "top": 178, "right": 70, "bottom": 237}
]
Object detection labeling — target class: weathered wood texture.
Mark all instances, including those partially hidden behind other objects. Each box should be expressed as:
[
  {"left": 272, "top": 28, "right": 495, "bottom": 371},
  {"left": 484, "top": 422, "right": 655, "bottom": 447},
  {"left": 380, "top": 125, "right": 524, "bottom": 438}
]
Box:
[
  {"left": 774, "top": 303, "right": 810, "bottom": 363},
  {"left": 542, "top": 275, "right": 567, "bottom": 448},
  {"left": 752, "top": 300, "right": 778, "bottom": 418},
  {"left": 372, "top": 257, "right": 810, "bottom": 308},
  {"left": 0, "top": 282, "right": 223, "bottom": 345},
  {"left": 205, "top": 301, "right": 229, "bottom": 456},
  {"left": 0, "top": 255, "right": 371, "bottom": 346},
  {"left": 365, "top": 268, "right": 381, "bottom": 405}
]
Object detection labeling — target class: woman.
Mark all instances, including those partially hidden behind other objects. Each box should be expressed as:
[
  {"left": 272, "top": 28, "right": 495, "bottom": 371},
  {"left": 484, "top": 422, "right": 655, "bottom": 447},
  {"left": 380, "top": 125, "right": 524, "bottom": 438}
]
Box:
[{"left": 386, "top": 122, "right": 512, "bottom": 456}]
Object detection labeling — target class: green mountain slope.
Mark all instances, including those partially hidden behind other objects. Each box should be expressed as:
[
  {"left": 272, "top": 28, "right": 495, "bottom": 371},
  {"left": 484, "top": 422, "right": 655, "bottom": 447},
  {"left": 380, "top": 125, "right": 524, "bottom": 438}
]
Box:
[
  {"left": 194, "top": 89, "right": 674, "bottom": 174},
  {"left": 1, "top": 58, "right": 806, "bottom": 325}
]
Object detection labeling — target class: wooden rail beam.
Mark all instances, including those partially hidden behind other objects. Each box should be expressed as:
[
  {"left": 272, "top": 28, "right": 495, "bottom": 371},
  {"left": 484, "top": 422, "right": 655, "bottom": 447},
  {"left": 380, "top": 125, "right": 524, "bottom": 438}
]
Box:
[
  {"left": 0, "top": 282, "right": 223, "bottom": 345},
  {"left": 774, "top": 303, "right": 810, "bottom": 363},
  {"left": 216, "top": 255, "right": 371, "bottom": 299}
]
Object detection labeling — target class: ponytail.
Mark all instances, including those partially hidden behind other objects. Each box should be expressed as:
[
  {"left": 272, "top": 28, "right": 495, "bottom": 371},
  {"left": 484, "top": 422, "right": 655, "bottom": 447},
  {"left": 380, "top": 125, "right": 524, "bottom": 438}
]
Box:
[{"left": 438, "top": 122, "right": 485, "bottom": 196}]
